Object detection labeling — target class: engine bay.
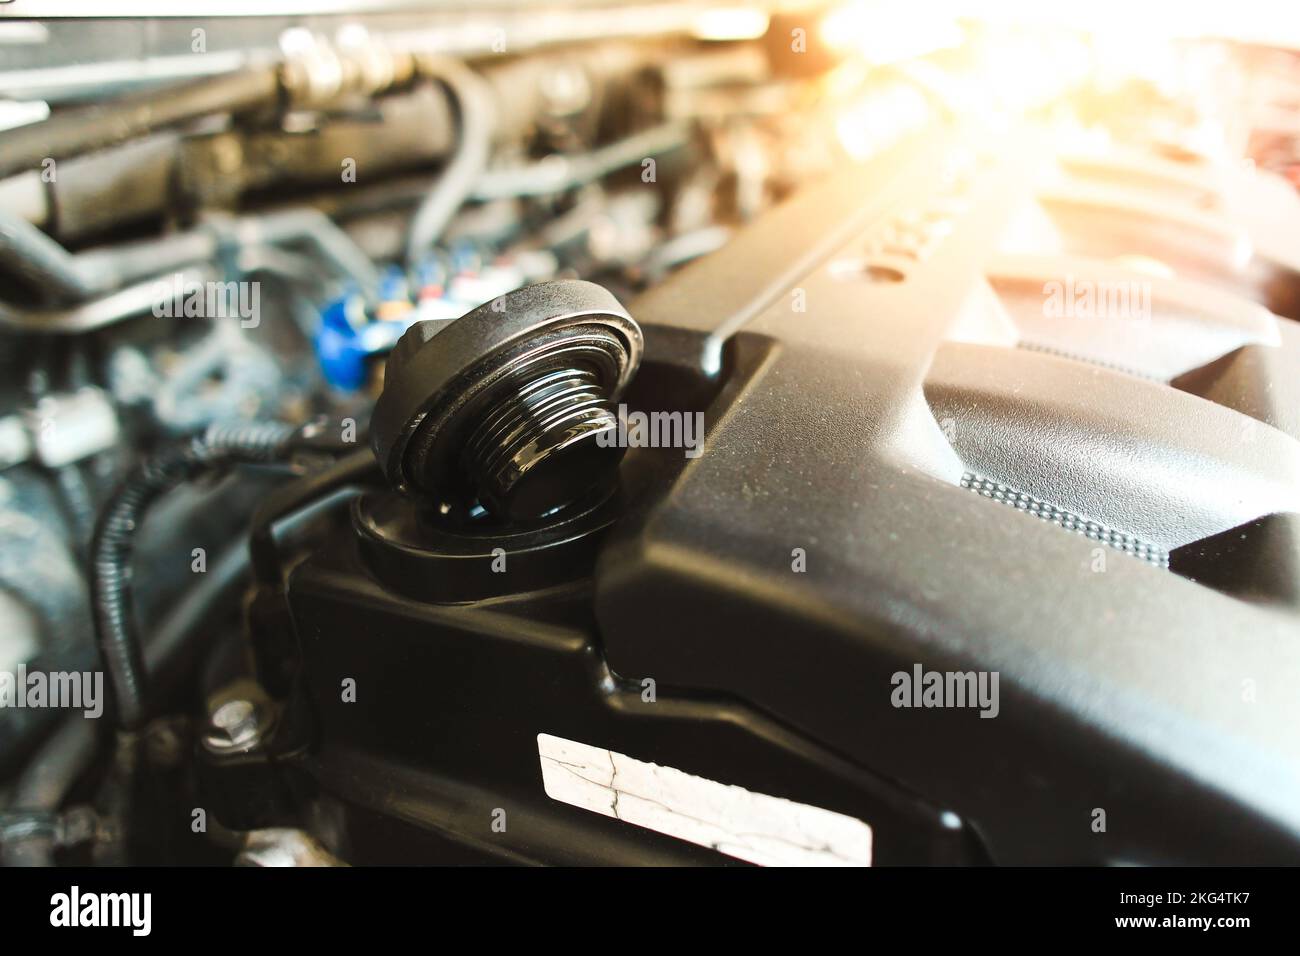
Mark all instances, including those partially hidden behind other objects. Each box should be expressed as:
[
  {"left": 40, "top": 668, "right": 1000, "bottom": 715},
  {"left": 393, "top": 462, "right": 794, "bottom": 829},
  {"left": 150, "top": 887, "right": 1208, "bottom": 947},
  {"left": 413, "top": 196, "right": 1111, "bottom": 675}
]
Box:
[{"left": 1, "top": 2, "right": 1299, "bottom": 872}]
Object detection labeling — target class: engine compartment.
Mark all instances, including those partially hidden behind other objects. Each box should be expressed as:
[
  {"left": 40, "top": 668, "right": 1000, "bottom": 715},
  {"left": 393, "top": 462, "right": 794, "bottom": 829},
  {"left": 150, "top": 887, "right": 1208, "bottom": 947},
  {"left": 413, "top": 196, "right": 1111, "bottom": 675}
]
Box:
[{"left": 1, "top": 3, "right": 1299, "bottom": 868}]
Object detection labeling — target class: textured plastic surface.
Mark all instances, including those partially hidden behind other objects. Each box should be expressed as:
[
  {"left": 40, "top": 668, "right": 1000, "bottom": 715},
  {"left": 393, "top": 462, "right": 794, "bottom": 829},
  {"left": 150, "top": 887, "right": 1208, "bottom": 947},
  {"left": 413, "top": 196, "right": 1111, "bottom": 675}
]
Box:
[{"left": 595, "top": 128, "right": 1300, "bottom": 863}]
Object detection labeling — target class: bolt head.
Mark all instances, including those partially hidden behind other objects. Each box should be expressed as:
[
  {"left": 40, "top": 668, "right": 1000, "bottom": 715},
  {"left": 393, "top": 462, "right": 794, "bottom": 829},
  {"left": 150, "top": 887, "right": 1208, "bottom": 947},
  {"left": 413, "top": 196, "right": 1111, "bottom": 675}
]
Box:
[{"left": 204, "top": 699, "right": 264, "bottom": 752}]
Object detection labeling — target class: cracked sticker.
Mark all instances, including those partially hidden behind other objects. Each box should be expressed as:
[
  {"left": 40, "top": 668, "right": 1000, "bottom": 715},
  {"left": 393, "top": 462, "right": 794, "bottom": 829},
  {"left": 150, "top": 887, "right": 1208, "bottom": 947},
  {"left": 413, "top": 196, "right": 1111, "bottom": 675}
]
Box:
[{"left": 536, "top": 732, "right": 872, "bottom": 866}]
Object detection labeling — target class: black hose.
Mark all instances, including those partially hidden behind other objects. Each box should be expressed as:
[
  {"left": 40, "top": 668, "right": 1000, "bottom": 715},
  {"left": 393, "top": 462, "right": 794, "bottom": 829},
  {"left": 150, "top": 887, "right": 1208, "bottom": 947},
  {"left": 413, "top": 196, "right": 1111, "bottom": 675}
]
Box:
[
  {"left": 90, "top": 421, "right": 296, "bottom": 731},
  {"left": 0, "top": 209, "right": 109, "bottom": 301},
  {"left": 0, "top": 717, "right": 99, "bottom": 867},
  {"left": 0, "top": 67, "right": 281, "bottom": 181},
  {"left": 404, "top": 58, "right": 496, "bottom": 271},
  {"left": 4, "top": 481, "right": 359, "bottom": 866},
  {"left": 0, "top": 207, "right": 217, "bottom": 309}
]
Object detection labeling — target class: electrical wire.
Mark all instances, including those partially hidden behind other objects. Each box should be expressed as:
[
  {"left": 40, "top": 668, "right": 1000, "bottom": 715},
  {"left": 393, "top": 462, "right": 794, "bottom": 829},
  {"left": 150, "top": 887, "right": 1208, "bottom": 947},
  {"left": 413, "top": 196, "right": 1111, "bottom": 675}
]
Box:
[{"left": 90, "top": 421, "right": 296, "bottom": 732}]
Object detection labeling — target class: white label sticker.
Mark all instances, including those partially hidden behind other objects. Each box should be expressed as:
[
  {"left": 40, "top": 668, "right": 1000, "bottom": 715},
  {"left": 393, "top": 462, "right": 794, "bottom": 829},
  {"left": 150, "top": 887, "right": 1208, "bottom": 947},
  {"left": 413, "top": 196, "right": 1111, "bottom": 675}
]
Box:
[{"left": 537, "top": 732, "right": 872, "bottom": 866}]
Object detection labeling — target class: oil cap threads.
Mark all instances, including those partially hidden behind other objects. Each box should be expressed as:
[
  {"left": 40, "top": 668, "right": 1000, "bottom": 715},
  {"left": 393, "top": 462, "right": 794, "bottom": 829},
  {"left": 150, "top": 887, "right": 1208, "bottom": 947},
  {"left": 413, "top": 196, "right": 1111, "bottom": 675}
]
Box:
[{"left": 370, "top": 280, "right": 642, "bottom": 522}]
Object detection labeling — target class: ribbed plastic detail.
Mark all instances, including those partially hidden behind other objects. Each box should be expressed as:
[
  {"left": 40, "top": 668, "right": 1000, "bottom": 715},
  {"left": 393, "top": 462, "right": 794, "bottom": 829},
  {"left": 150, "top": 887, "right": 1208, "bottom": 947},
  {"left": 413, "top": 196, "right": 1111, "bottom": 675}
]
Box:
[{"left": 961, "top": 472, "right": 1170, "bottom": 568}]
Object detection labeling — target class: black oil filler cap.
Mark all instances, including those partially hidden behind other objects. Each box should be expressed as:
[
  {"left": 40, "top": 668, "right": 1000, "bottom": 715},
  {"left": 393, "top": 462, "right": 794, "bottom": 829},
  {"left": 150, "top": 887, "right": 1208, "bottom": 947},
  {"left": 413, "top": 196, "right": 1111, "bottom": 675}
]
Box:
[{"left": 370, "top": 280, "right": 642, "bottom": 521}]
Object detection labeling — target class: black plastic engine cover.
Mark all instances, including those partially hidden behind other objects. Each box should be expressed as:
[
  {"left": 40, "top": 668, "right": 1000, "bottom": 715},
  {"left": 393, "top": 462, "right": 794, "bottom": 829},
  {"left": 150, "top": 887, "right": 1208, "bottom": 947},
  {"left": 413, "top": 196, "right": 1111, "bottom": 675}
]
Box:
[
  {"left": 276, "top": 128, "right": 1300, "bottom": 865},
  {"left": 594, "top": 128, "right": 1300, "bottom": 864}
]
